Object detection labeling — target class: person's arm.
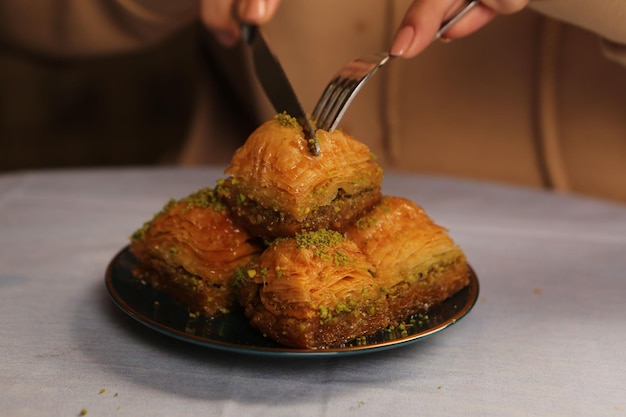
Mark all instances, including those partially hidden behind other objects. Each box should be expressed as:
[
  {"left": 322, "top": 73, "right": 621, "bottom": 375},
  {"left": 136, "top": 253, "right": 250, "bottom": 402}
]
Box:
[
  {"left": 389, "top": 0, "right": 528, "bottom": 57},
  {"left": 528, "top": 0, "right": 626, "bottom": 66},
  {"left": 0, "top": 0, "right": 199, "bottom": 57},
  {"left": 389, "top": 0, "right": 626, "bottom": 65},
  {"left": 529, "top": 0, "right": 626, "bottom": 45},
  {"left": 0, "top": 0, "right": 279, "bottom": 58}
]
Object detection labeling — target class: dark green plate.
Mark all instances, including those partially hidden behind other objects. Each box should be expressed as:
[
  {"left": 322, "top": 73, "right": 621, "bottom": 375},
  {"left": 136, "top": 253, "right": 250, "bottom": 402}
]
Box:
[{"left": 105, "top": 246, "right": 479, "bottom": 357}]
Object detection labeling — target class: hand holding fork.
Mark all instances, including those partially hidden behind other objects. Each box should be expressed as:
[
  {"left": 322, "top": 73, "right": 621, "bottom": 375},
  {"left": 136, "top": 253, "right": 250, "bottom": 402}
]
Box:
[{"left": 312, "top": 0, "right": 483, "bottom": 132}]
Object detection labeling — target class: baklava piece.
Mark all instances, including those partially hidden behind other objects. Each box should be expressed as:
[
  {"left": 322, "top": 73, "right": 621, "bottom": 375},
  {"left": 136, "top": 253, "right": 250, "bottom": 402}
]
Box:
[
  {"left": 236, "top": 230, "right": 389, "bottom": 349},
  {"left": 345, "top": 196, "right": 471, "bottom": 322},
  {"left": 218, "top": 113, "right": 383, "bottom": 238},
  {"left": 130, "top": 188, "right": 264, "bottom": 317}
]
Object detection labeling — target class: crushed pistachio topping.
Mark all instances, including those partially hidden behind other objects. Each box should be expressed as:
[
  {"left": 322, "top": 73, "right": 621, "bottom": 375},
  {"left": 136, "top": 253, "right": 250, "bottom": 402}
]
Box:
[
  {"left": 179, "top": 187, "right": 225, "bottom": 212},
  {"left": 317, "top": 297, "right": 361, "bottom": 324},
  {"left": 355, "top": 215, "right": 378, "bottom": 230},
  {"left": 298, "top": 230, "right": 358, "bottom": 267},
  {"left": 333, "top": 250, "right": 350, "bottom": 267},
  {"left": 274, "top": 111, "right": 299, "bottom": 128},
  {"left": 294, "top": 230, "right": 350, "bottom": 264},
  {"left": 295, "top": 230, "right": 345, "bottom": 251},
  {"left": 130, "top": 187, "right": 224, "bottom": 241},
  {"left": 232, "top": 265, "right": 250, "bottom": 288}
]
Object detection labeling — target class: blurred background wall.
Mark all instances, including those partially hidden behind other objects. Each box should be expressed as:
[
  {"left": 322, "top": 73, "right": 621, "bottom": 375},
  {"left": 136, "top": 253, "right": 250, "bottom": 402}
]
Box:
[{"left": 0, "top": 27, "right": 198, "bottom": 172}]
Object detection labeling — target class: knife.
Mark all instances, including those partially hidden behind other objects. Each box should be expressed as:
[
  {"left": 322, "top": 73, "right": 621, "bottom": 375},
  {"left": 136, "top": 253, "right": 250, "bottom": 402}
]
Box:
[{"left": 242, "top": 24, "right": 320, "bottom": 156}]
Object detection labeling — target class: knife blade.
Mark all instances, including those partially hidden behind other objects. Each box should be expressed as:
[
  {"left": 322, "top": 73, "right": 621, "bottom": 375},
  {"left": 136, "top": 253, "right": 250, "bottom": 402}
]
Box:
[{"left": 242, "top": 24, "right": 320, "bottom": 156}]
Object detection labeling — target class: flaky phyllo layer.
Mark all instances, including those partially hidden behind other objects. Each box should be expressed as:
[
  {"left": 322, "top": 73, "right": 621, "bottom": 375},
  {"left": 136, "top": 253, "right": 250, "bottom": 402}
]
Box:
[
  {"left": 346, "top": 196, "right": 467, "bottom": 288},
  {"left": 345, "top": 196, "right": 470, "bottom": 315},
  {"left": 129, "top": 188, "right": 263, "bottom": 316},
  {"left": 235, "top": 230, "right": 389, "bottom": 348}
]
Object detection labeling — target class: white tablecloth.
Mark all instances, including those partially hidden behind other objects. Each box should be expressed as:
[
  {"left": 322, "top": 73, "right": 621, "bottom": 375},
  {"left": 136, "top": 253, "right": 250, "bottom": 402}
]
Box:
[{"left": 1, "top": 167, "right": 625, "bottom": 417}]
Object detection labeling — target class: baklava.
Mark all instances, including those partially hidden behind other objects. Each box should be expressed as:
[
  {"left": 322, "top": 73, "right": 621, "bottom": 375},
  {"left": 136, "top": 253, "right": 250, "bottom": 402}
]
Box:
[
  {"left": 218, "top": 113, "right": 383, "bottom": 238},
  {"left": 130, "top": 188, "right": 263, "bottom": 317},
  {"left": 236, "top": 230, "right": 389, "bottom": 349},
  {"left": 345, "top": 196, "right": 471, "bottom": 321}
]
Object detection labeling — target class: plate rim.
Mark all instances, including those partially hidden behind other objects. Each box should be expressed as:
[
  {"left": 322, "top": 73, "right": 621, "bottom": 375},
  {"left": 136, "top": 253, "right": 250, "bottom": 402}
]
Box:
[{"left": 105, "top": 246, "right": 479, "bottom": 357}]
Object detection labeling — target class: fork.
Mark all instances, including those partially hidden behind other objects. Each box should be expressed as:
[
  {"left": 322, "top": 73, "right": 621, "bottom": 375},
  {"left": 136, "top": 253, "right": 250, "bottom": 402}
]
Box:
[{"left": 311, "top": 0, "right": 480, "bottom": 132}]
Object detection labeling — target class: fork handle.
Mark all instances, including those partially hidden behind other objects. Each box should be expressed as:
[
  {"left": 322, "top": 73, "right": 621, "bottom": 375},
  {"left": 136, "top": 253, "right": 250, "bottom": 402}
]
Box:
[{"left": 435, "top": 0, "right": 481, "bottom": 40}]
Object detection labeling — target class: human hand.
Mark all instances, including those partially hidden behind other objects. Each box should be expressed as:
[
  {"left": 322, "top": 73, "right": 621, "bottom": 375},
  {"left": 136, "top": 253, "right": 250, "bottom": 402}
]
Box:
[
  {"left": 390, "top": 0, "right": 529, "bottom": 58},
  {"left": 199, "top": 0, "right": 281, "bottom": 47}
]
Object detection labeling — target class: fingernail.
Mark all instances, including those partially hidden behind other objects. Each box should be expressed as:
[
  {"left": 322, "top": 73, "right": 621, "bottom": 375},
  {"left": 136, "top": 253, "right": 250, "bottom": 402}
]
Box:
[
  {"left": 239, "top": 0, "right": 267, "bottom": 21},
  {"left": 390, "top": 25, "right": 415, "bottom": 57},
  {"left": 255, "top": 0, "right": 267, "bottom": 20}
]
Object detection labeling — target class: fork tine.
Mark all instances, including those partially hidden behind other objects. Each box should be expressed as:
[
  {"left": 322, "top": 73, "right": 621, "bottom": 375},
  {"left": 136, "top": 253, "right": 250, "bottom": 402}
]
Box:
[
  {"left": 318, "top": 78, "right": 359, "bottom": 131},
  {"left": 311, "top": 76, "right": 340, "bottom": 123},
  {"left": 314, "top": 77, "right": 354, "bottom": 130},
  {"left": 313, "top": 53, "right": 390, "bottom": 131}
]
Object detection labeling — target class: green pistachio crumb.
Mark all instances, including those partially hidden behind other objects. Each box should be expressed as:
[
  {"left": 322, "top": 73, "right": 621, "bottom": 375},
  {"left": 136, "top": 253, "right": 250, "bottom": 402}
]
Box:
[
  {"left": 295, "top": 230, "right": 345, "bottom": 255},
  {"left": 333, "top": 250, "right": 350, "bottom": 266},
  {"left": 274, "top": 111, "right": 299, "bottom": 128},
  {"left": 355, "top": 216, "right": 377, "bottom": 230},
  {"left": 232, "top": 266, "right": 250, "bottom": 288},
  {"left": 130, "top": 187, "right": 225, "bottom": 241},
  {"left": 180, "top": 187, "right": 225, "bottom": 211}
]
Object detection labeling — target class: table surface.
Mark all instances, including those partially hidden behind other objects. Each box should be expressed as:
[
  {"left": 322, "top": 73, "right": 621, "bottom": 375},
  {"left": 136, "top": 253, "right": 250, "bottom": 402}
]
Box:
[{"left": 1, "top": 167, "right": 625, "bottom": 417}]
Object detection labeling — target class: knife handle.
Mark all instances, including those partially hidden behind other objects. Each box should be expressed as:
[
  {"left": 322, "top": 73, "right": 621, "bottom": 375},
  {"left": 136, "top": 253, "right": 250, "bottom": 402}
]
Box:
[{"left": 241, "top": 24, "right": 256, "bottom": 44}]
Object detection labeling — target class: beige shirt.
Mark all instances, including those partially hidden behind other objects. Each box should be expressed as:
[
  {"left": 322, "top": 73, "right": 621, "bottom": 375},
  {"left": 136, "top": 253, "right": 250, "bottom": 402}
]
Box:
[{"left": 2, "top": 0, "right": 625, "bottom": 202}]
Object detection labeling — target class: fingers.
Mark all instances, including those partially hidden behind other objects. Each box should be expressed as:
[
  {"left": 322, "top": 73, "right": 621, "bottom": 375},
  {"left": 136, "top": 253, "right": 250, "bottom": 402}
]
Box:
[
  {"left": 480, "top": 0, "right": 528, "bottom": 14},
  {"left": 390, "top": 0, "right": 529, "bottom": 59},
  {"left": 443, "top": 0, "right": 528, "bottom": 39},
  {"left": 390, "top": 0, "right": 454, "bottom": 58},
  {"left": 439, "top": 4, "right": 497, "bottom": 40},
  {"left": 237, "top": 0, "right": 281, "bottom": 24},
  {"left": 200, "top": 0, "right": 282, "bottom": 47}
]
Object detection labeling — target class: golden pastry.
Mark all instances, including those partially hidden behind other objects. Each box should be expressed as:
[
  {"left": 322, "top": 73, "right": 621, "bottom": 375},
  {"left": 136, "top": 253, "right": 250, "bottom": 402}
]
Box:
[
  {"left": 345, "top": 196, "right": 471, "bottom": 322},
  {"left": 236, "top": 230, "right": 389, "bottom": 349},
  {"left": 218, "top": 113, "right": 383, "bottom": 238},
  {"left": 130, "top": 188, "right": 263, "bottom": 317}
]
